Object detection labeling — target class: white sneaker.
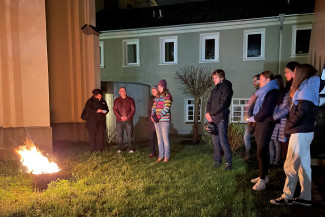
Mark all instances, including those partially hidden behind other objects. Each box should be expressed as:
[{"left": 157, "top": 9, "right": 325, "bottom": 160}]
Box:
[
  {"left": 117, "top": 150, "right": 121, "bottom": 153},
  {"left": 129, "top": 150, "right": 134, "bottom": 153},
  {"left": 251, "top": 175, "right": 269, "bottom": 184},
  {"left": 252, "top": 179, "right": 266, "bottom": 191}
]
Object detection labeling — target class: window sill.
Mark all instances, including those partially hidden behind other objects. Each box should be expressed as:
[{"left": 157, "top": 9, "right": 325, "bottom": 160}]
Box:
[
  {"left": 100, "top": 66, "right": 105, "bottom": 68},
  {"left": 122, "top": 64, "right": 140, "bottom": 67},
  {"left": 159, "top": 62, "right": 178, "bottom": 65},
  {"left": 243, "top": 57, "right": 265, "bottom": 61},
  {"left": 199, "top": 60, "right": 220, "bottom": 63},
  {"left": 290, "top": 54, "right": 308, "bottom": 58}
]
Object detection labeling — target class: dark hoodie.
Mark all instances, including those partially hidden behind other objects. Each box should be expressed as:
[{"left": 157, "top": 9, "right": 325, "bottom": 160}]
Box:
[{"left": 207, "top": 80, "right": 233, "bottom": 124}]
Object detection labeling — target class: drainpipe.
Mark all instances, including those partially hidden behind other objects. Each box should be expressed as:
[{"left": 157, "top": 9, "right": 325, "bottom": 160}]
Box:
[{"left": 277, "top": 13, "right": 285, "bottom": 74}]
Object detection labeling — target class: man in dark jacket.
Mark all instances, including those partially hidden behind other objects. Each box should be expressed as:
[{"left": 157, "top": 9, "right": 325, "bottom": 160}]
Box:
[
  {"left": 113, "top": 87, "right": 136, "bottom": 153},
  {"left": 82, "top": 89, "right": 109, "bottom": 152},
  {"left": 205, "top": 69, "right": 233, "bottom": 171}
]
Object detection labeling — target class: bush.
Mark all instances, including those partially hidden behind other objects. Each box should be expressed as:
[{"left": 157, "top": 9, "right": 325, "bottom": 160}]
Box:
[{"left": 202, "top": 122, "right": 245, "bottom": 152}]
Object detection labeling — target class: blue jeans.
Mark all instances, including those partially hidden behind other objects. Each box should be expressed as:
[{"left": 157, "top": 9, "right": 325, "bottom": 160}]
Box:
[
  {"left": 211, "top": 120, "right": 232, "bottom": 164},
  {"left": 154, "top": 122, "right": 170, "bottom": 159},
  {"left": 244, "top": 122, "right": 255, "bottom": 154},
  {"left": 116, "top": 121, "right": 134, "bottom": 151}
]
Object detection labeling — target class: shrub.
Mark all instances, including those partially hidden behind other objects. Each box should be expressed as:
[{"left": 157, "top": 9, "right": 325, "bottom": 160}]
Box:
[{"left": 202, "top": 123, "right": 245, "bottom": 152}]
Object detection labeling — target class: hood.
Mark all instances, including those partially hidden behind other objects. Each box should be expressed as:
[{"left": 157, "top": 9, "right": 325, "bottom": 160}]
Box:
[{"left": 293, "top": 76, "right": 320, "bottom": 106}]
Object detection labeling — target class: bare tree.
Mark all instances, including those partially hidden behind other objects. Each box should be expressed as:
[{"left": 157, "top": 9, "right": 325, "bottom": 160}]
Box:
[{"left": 175, "top": 66, "right": 213, "bottom": 144}]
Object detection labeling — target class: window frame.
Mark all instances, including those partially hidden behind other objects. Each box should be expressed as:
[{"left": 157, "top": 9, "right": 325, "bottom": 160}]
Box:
[
  {"left": 243, "top": 28, "right": 265, "bottom": 61},
  {"left": 184, "top": 98, "right": 201, "bottom": 123},
  {"left": 291, "top": 24, "right": 312, "bottom": 58},
  {"left": 100, "top": 41, "right": 104, "bottom": 68},
  {"left": 122, "top": 39, "right": 140, "bottom": 67},
  {"left": 159, "top": 36, "right": 178, "bottom": 65},
  {"left": 199, "top": 32, "right": 220, "bottom": 63},
  {"left": 231, "top": 98, "right": 250, "bottom": 123}
]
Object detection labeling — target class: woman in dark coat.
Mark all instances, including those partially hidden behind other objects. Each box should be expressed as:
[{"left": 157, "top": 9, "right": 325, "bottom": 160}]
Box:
[{"left": 82, "top": 89, "right": 109, "bottom": 152}]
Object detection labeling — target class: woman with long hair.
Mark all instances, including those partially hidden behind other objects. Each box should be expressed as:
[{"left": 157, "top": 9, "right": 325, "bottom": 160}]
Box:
[
  {"left": 270, "top": 64, "right": 320, "bottom": 206},
  {"left": 151, "top": 79, "right": 173, "bottom": 163},
  {"left": 248, "top": 71, "right": 279, "bottom": 191}
]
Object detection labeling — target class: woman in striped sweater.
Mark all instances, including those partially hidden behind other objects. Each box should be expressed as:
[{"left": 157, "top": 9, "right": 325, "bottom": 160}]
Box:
[{"left": 151, "top": 79, "right": 173, "bottom": 163}]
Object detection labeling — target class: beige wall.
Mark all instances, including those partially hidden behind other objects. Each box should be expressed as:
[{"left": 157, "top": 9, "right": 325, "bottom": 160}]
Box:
[
  {"left": 0, "top": 0, "right": 50, "bottom": 128},
  {"left": 46, "top": 0, "right": 100, "bottom": 124},
  {"left": 310, "top": 0, "right": 325, "bottom": 71}
]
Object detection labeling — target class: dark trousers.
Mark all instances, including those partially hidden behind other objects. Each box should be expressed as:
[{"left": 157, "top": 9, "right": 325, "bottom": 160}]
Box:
[
  {"left": 212, "top": 120, "right": 232, "bottom": 164},
  {"left": 88, "top": 123, "right": 105, "bottom": 152},
  {"left": 116, "top": 121, "right": 134, "bottom": 151},
  {"left": 149, "top": 130, "right": 157, "bottom": 154},
  {"left": 255, "top": 122, "right": 275, "bottom": 179}
]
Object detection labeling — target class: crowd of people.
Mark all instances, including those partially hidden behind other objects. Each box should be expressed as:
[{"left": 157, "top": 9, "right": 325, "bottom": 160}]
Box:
[{"left": 81, "top": 62, "right": 321, "bottom": 207}]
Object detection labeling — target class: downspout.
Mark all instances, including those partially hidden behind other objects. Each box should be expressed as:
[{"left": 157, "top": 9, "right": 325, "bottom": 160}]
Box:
[{"left": 277, "top": 13, "right": 285, "bottom": 74}]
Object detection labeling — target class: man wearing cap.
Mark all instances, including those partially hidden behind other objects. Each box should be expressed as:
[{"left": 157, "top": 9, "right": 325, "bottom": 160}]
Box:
[
  {"left": 113, "top": 87, "right": 136, "bottom": 153},
  {"left": 82, "top": 89, "right": 109, "bottom": 152}
]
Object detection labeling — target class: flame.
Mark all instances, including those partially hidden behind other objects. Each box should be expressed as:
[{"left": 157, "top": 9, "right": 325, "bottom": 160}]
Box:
[{"left": 15, "top": 138, "right": 61, "bottom": 174}]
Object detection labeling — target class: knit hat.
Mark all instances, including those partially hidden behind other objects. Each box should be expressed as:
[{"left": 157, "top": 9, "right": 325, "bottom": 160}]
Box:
[
  {"left": 285, "top": 62, "right": 300, "bottom": 72},
  {"left": 151, "top": 85, "right": 158, "bottom": 90},
  {"left": 157, "top": 79, "right": 167, "bottom": 89}
]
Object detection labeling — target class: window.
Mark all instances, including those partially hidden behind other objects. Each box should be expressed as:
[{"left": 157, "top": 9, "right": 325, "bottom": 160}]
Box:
[
  {"left": 231, "top": 98, "right": 250, "bottom": 123},
  {"left": 122, "top": 39, "right": 140, "bottom": 66},
  {"left": 243, "top": 29, "right": 265, "bottom": 61},
  {"left": 185, "top": 98, "right": 201, "bottom": 123},
  {"left": 199, "top": 32, "right": 220, "bottom": 62},
  {"left": 291, "top": 25, "right": 312, "bottom": 57},
  {"left": 160, "top": 36, "right": 178, "bottom": 64},
  {"left": 100, "top": 41, "right": 104, "bottom": 68}
]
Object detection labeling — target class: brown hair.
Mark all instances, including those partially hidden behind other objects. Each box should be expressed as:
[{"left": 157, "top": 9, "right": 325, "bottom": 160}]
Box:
[
  {"left": 212, "top": 69, "right": 226, "bottom": 81},
  {"left": 274, "top": 75, "right": 284, "bottom": 93},
  {"left": 260, "top": 71, "right": 274, "bottom": 80},
  {"left": 290, "top": 64, "right": 317, "bottom": 98}
]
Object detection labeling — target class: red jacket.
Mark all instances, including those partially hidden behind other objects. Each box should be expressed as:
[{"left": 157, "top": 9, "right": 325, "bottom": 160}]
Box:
[{"left": 113, "top": 96, "right": 136, "bottom": 122}]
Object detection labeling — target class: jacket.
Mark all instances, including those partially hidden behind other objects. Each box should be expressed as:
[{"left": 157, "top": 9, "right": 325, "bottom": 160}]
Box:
[
  {"left": 254, "top": 89, "right": 279, "bottom": 122},
  {"left": 152, "top": 94, "right": 173, "bottom": 122},
  {"left": 113, "top": 96, "right": 136, "bottom": 122},
  {"left": 83, "top": 96, "right": 109, "bottom": 129},
  {"left": 206, "top": 80, "right": 233, "bottom": 123}
]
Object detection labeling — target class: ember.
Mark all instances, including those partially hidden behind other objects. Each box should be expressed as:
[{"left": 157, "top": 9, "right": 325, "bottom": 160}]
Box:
[{"left": 15, "top": 138, "right": 61, "bottom": 174}]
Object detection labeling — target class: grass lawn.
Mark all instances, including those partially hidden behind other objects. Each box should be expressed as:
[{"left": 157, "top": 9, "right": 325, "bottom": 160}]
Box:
[{"left": 0, "top": 139, "right": 322, "bottom": 217}]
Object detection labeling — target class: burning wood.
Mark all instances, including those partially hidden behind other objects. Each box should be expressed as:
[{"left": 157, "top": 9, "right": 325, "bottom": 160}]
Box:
[{"left": 15, "top": 138, "right": 61, "bottom": 174}]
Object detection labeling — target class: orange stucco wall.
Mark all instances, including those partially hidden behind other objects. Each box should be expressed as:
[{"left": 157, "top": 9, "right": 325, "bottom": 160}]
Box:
[
  {"left": 0, "top": 0, "right": 50, "bottom": 128},
  {"left": 310, "top": 0, "right": 325, "bottom": 71}
]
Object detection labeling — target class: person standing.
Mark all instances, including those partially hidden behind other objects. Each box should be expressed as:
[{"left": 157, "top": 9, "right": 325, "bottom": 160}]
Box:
[
  {"left": 249, "top": 71, "right": 279, "bottom": 191},
  {"left": 81, "top": 89, "right": 109, "bottom": 152},
  {"left": 270, "top": 64, "right": 320, "bottom": 206},
  {"left": 148, "top": 86, "right": 158, "bottom": 158},
  {"left": 269, "top": 75, "right": 291, "bottom": 167},
  {"left": 205, "top": 69, "right": 233, "bottom": 171},
  {"left": 113, "top": 87, "right": 136, "bottom": 153},
  {"left": 152, "top": 79, "right": 173, "bottom": 163},
  {"left": 244, "top": 74, "right": 260, "bottom": 160}
]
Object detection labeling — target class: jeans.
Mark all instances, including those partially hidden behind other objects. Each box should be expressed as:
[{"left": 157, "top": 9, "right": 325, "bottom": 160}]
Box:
[
  {"left": 116, "top": 121, "right": 134, "bottom": 151},
  {"left": 154, "top": 122, "right": 170, "bottom": 159},
  {"left": 211, "top": 120, "right": 232, "bottom": 164},
  {"left": 244, "top": 122, "right": 255, "bottom": 154},
  {"left": 269, "top": 139, "right": 281, "bottom": 164},
  {"left": 282, "top": 132, "right": 313, "bottom": 200}
]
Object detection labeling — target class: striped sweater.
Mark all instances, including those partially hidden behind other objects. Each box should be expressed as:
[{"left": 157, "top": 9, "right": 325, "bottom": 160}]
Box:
[{"left": 152, "top": 94, "right": 173, "bottom": 122}]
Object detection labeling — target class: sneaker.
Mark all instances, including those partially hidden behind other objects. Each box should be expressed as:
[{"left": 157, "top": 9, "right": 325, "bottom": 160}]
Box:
[
  {"left": 270, "top": 196, "right": 293, "bottom": 205},
  {"left": 163, "top": 157, "right": 169, "bottom": 163},
  {"left": 251, "top": 175, "right": 269, "bottom": 184},
  {"left": 156, "top": 157, "right": 163, "bottom": 162},
  {"left": 148, "top": 153, "right": 156, "bottom": 158},
  {"left": 293, "top": 197, "right": 312, "bottom": 207},
  {"left": 129, "top": 150, "right": 134, "bottom": 153},
  {"left": 117, "top": 150, "right": 121, "bottom": 153},
  {"left": 252, "top": 179, "right": 266, "bottom": 191},
  {"left": 224, "top": 163, "right": 232, "bottom": 171}
]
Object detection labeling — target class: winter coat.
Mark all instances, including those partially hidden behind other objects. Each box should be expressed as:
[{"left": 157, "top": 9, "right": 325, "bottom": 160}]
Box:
[
  {"left": 285, "top": 76, "right": 320, "bottom": 135},
  {"left": 83, "top": 96, "right": 109, "bottom": 129},
  {"left": 271, "top": 92, "right": 291, "bottom": 142},
  {"left": 113, "top": 96, "right": 136, "bottom": 122},
  {"left": 207, "top": 80, "right": 233, "bottom": 124}
]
